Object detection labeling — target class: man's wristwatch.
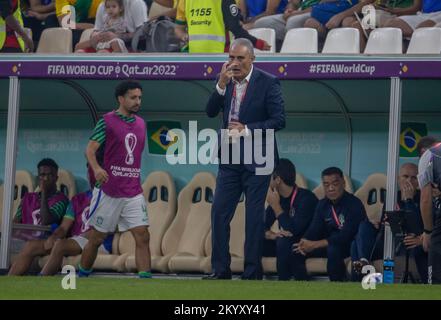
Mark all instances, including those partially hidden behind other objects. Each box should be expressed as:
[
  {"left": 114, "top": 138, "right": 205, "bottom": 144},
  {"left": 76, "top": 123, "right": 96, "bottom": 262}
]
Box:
[{"left": 424, "top": 229, "right": 433, "bottom": 234}]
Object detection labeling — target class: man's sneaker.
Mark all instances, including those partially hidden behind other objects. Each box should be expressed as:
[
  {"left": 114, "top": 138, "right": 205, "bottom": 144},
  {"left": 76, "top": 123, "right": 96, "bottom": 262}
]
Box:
[{"left": 353, "top": 259, "right": 369, "bottom": 274}]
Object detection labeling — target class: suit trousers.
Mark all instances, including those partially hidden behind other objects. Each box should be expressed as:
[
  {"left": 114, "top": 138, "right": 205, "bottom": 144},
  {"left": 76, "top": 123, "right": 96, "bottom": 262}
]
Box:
[{"left": 211, "top": 164, "right": 271, "bottom": 279}]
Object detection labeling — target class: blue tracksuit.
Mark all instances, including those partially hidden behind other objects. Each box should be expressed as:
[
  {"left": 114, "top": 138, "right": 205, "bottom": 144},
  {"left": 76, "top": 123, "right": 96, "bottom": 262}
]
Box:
[
  {"left": 264, "top": 187, "right": 318, "bottom": 280},
  {"left": 303, "top": 191, "right": 366, "bottom": 281}
]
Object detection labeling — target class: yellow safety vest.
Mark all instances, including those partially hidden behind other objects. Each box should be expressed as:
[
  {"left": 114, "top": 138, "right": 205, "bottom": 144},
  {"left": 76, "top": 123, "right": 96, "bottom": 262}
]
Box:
[
  {"left": 186, "top": 0, "right": 225, "bottom": 53},
  {"left": 0, "top": 0, "right": 25, "bottom": 52}
]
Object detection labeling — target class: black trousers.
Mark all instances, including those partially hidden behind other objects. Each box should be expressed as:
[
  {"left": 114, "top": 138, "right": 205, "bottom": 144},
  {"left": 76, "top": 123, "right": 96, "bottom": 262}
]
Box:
[
  {"left": 310, "top": 243, "right": 351, "bottom": 282},
  {"left": 429, "top": 214, "right": 441, "bottom": 284},
  {"left": 211, "top": 165, "right": 271, "bottom": 279}
]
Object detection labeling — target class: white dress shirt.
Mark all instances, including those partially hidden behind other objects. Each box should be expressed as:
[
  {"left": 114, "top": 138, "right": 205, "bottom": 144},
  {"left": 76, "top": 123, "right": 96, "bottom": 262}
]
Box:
[{"left": 216, "top": 65, "right": 253, "bottom": 137}]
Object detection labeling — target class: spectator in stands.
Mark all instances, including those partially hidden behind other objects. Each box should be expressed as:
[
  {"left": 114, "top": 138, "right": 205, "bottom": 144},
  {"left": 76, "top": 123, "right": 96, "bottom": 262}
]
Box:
[
  {"left": 148, "top": 0, "right": 176, "bottom": 20},
  {"left": 265, "top": 159, "right": 318, "bottom": 280},
  {"left": 143, "top": 0, "right": 153, "bottom": 8},
  {"left": 21, "top": 0, "right": 58, "bottom": 43},
  {"left": 0, "top": 0, "right": 34, "bottom": 52},
  {"left": 386, "top": 0, "right": 441, "bottom": 38},
  {"left": 174, "top": 0, "right": 270, "bottom": 53},
  {"left": 303, "top": 0, "right": 363, "bottom": 41},
  {"left": 351, "top": 163, "right": 429, "bottom": 283},
  {"left": 93, "top": 0, "right": 147, "bottom": 50},
  {"left": 55, "top": 0, "right": 102, "bottom": 48},
  {"left": 293, "top": 167, "right": 366, "bottom": 281},
  {"left": 75, "top": 0, "right": 128, "bottom": 52},
  {"left": 343, "top": 0, "right": 421, "bottom": 52},
  {"left": 239, "top": 0, "right": 289, "bottom": 29},
  {"left": 253, "top": 0, "right": 320, "bottom": 46},
  {"left": 55, "top": 0, "right": 101, "bottom": 29},
  {"left": 39, "top": 166, "right": 114, "bottom": 276}
]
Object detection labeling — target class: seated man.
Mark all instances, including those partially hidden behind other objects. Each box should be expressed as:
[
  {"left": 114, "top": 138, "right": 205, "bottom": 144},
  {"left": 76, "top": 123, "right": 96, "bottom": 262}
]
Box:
[
  {"left": 9, "top": 165, "right": 113, "bottom": 276},
  {"left": 13, "top": 158, "right": 68, "bottom": 230},
  {"left": 254, "top": 0, "right": 320, "bottom": 44},
  {"left": 40, "top": 166, "right": 113, "bottom": 276},
  {"left": 351, "top": 163, "right": 429, "bottom": 283},
  {"left": 264, "top": 158, "right": 318, "bottom": 280},
  {"left": 21, "top": 0, "right": 58, "bottom": 43},
  {"left": 303, "top": 0, "right": 365, "bottom": 41},
  {"left": 8, "top": 158, "right": 69, "bottom": 275},
  {"left": 294, "top": 167, "right": 366, "bottom": 281},
  {"left": 342, "top": 0, "right": 420, "bottom": 52},
  {"left": 239, "top": 0, "right": 289, "bottom": 29},
  {"left": 55, "top": 0, "right": 102, "bottom": 30},
  {"left": 386, "top": 0, "right": 441, "bottom": 38}
]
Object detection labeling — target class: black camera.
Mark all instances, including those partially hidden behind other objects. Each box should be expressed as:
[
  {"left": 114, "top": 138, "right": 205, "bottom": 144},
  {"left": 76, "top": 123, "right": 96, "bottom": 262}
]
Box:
[{"left": 385, "top": 210, "right": 421, "bottom": 237}]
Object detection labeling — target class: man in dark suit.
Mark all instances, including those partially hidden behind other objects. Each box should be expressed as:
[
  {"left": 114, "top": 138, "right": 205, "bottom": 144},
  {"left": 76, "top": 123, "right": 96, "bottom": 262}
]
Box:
[{"left": 204, "top": 38, "right": 285, "bottom": 280}]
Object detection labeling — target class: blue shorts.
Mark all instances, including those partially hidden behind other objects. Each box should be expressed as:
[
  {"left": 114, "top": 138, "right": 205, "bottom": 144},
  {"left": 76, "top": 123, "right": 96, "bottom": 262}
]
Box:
[{"left": 311, "top": 0, "right": 357, "bottom": 25}]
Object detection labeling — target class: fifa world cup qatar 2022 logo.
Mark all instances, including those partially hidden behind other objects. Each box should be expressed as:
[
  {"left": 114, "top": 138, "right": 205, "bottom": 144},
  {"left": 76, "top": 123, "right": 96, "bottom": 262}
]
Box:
[{"left": 125, "top": 133, "right": 137, "bottom": 165}]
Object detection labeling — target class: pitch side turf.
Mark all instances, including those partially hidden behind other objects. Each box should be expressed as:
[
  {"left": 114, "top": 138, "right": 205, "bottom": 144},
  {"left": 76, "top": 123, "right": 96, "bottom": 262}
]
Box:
[{"left": 1, "top": 277, "right": 440, "bottom": 299}]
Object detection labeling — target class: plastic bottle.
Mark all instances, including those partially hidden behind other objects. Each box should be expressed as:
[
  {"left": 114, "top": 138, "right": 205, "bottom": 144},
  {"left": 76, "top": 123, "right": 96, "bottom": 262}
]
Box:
[{"left": 383, "top": 259, "right": 395, "bottom": 284}]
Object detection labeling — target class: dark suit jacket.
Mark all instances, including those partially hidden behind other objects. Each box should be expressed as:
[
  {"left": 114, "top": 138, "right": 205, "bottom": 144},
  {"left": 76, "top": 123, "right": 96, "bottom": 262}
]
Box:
[{"left": 205, "top": 67, "right": 285, "bottom": 172}]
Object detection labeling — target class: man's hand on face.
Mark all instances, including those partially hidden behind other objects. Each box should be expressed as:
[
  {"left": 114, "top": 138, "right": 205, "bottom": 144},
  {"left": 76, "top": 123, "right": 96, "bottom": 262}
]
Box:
[
  {"left": 218, "top": 62, "right": 234, "bottom": 89},
  {"left": 266, "top": 188, "right": 281, "bottom": 209},
  {"left": 401, "top": 180, "right": 415, "bottom": 200},
  {"left": 39, "top": 176, "right": 51, "bottom": 194}
]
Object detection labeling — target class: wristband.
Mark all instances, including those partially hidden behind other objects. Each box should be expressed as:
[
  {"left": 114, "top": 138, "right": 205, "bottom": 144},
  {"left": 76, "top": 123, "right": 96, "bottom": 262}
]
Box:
[{"left": 255, "top": 39, "right": 265, "bottom": 50}]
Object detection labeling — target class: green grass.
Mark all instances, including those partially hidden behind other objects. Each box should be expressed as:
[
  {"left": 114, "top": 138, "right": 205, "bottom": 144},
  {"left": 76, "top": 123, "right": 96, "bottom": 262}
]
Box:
[{"left": 1, "top": 277, "right": 440, "bottom": 299}]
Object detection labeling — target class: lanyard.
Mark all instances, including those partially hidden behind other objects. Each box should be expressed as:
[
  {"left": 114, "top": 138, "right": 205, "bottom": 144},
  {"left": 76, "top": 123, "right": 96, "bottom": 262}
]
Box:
[
  {"left": 331, "top": 206, "right": 342, "bottom": 229},
  {"left": 289, "top": 187, "right": 298, "bottom": 216},
  {"left": 232, "top": 80, "right": 249, "bottom": 101},
  {"left": 230, "top": 81, "right": 249, "bottom": 119}
]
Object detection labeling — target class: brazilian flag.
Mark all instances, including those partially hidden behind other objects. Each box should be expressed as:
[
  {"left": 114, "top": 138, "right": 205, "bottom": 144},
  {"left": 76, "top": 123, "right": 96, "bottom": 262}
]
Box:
[
  {"left": 400, "top": 122, "right": 427, "bottom": 157},
  {"left": 147, "top": 121, "right": 182, "bottom": 155}
]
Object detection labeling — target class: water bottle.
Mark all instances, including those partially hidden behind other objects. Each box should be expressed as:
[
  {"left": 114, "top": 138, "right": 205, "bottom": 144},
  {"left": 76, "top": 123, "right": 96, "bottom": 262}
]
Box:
[{"left": 383, "top": 259, "right": 395, "bottom": 284}]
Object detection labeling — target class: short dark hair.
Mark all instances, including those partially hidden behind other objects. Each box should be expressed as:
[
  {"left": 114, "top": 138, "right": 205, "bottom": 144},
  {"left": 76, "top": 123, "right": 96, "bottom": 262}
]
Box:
[
  {"left": 417, "top": 136, "right": 438, "bottom": 156},
  {"left": 321, "top": 167, "right": 343, "bottom": 178},
  {"left": 114, "top": 80, "right": 142, "bottom": 101},
  {"left": 37, "top": 158, "right": 59, "bottom": 172},
  {"left": 272, "top": 158, "right": 296, "bottom": 187}
]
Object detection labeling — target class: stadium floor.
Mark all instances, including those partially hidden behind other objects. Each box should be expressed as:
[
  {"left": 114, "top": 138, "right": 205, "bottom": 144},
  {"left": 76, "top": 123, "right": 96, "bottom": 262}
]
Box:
[{"left": 1, "top": 274, "right": 440, "bottom": 299}]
